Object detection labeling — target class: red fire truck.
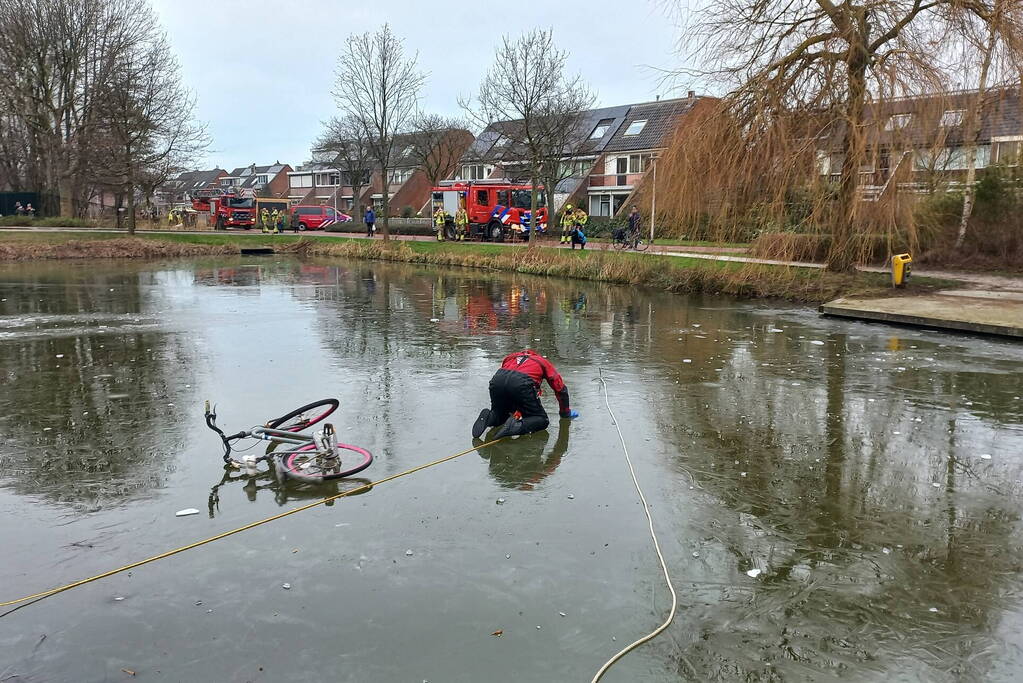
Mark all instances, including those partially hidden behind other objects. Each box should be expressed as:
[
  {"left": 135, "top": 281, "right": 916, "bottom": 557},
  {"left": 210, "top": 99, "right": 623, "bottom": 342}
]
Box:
[
  {"left": 431, "top": 181, "right": 548, "bottom": 241},
  {"left": 192, "top": 188, "right": 257, "bottom": 229}
]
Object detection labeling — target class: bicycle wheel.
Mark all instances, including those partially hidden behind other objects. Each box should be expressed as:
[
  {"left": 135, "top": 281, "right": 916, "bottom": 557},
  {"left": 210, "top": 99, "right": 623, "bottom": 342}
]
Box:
[
  {"left": 613, "top": 236, "right": 627, "bottom": 250},
  {"left": 279, "top": 442, "right": 373, "bottom": 482},
  {"left": 266, "top": 398, "right": 339, "bottom": 432},
  {"left": 634, "top": 238, "right": 649, "bottom": 252}
]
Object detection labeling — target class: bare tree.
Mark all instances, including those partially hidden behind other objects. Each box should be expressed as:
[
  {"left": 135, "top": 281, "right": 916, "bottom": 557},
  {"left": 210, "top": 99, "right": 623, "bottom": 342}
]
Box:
[
  {"left": 667, "top": 0, "right": 1023, "bottom": 271},
  {"left": 332, "top": 24, "right": 425, "bottom": 240},
  {"left": 407, "top": 114, "right": 472, "bottom": 196},
  {"left": 462, "top": 28, "right": 594, "bottom": 244},
  {"left": 97, "top": 32, "right": 207, "bottom": 233},
  {"left": 315, "top": 114, "right": 374, "bottom": 225},
  {"left": 0, "top": 0, "right": 204, "bottom": 220}
]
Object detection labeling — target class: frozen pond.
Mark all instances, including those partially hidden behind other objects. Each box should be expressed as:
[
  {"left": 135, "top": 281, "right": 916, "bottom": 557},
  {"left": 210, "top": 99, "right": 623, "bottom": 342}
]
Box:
[{"left": 1, "top": 256, "right": 1022, "bottom": 681}]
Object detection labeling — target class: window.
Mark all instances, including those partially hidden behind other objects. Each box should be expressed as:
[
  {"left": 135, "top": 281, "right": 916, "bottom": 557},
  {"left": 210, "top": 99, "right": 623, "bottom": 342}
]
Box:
[
  {"left": 915, "top": 145, "right": 990, "bottom": 171},
  {"left": 460, "top": 164, "right": 487, "bottom": 180},
  {"left": 624, "top": 120, "right": 647, "bottom": 136},
  {"left": 993, "top": 140, "right": 1021, "bottom": 166},
  {"left": 476, "top": 189, "right": 490, "bottom": 205},
  {"left": 298, "top": 207, "right": 319, "bottom": 215},
  {"left": 220, "top": 178, "right": 233, "bottom": 187},
  {"left": 510, "top": 190, "right": 545, "bottom": 209},
  {"left": 615, "top": 157, "right": 628, "bottom": 175},
  {"left": 388, "top": 168, "right": 414, "bottom": 184},
  {"left": 326, "top": 208, "right": 337, "bottom": 218},
  {"left": 402, "top": 145, "right": 415, "bottom": 157},
  {"left": 254, "top": 174, "right": 269, "bottom": 185},
  {"left": 493, "top": 136, "right": 510, "bottom": 147},
  {"left": 589, "top": 118, "right": 614, "bottom": 139},
  {"left": 628, "top": 154, "right": 650, "bottom": 173},
  {"left": 884, "top": 114, "right": 912, "bottom": 131},
  {"left": 940, "top": 109, "right": 965, "bottom": 127}
]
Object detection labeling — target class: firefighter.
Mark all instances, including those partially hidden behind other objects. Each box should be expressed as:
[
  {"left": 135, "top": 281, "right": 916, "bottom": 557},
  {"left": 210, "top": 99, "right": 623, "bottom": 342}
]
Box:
[
  {"left": 260, "top": 208, "right": 271, "bottom": 233},
  {"left": 434, "top": 205, "right": 448, "bottom": 242},
  {"left": 270, "top": 209, "right": 280, "bottom": 234},
  {"left": 559, "top": 204, "right": 574, "bottom": 244},
  {"left": 471, "top": 349, "right": 579, "bottom": 440},
  {"left": 454, "top": 206, "right": 469, "bottom": 241}
]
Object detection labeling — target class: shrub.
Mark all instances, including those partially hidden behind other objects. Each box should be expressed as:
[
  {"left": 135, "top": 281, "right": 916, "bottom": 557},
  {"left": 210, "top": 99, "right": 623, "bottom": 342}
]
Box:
[{"left": 400, "top": 205, "right": 414, "bottom": 218}]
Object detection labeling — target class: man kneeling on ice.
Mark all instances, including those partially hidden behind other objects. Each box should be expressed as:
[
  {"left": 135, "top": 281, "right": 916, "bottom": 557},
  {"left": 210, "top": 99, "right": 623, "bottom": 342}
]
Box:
[{"left": 472, "top": 349, "right": 579, "bottom": 440}]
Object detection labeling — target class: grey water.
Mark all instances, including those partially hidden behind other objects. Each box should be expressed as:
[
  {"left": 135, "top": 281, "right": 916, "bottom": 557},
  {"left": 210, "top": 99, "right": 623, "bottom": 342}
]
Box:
[{"left": 0, "top": 256, "right": 1021, "bottom": 682}]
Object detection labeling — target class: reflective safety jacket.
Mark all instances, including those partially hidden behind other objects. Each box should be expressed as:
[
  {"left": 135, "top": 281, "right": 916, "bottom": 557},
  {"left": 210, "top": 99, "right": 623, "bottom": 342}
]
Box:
[
  {"left": 499, "top": 349, "right": 570, "bottom": 414},
  {"left": 434, "top": 209, "right": 447, "bottom": 226},
  {"left": 572, "top": 209, "right": 588, "bottom": 226},
  {"left": 455, "top": 208, "right": 468, "bottom": 226}
]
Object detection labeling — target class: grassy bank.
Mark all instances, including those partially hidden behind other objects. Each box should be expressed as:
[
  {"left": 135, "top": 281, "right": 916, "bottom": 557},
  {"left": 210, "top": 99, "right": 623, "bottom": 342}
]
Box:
[{"left": 0, "top": 231, "right": 917, "bottom": 303}]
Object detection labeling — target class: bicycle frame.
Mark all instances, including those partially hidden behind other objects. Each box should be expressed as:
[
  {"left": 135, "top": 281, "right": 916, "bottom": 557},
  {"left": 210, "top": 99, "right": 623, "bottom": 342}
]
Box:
[{"left": 204, "top": 401, "right": 335, "bottom": 466}]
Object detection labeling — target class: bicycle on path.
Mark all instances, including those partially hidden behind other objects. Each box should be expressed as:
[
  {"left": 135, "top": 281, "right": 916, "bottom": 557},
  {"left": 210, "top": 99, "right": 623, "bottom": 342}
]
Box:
[
  {"left": 204, "top": 398, "right": 373, "bottom": 483},
  {"left": 612, "top": 229, "right": 649, "bottom": 252}
]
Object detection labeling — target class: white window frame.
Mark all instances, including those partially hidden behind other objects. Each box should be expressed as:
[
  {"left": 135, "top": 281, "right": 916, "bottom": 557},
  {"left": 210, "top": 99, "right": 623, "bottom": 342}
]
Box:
[
  {"left": 624, "top": 120, "right": 647, "bottom": 136},
  {"left": 884, "top": 113, "right": 912, "bottom": 131},
  {"left": 991, "top": 135, "right": 1022, "bottom": 166},
  {"left": 590, "top": 123, "right": 610, "bottom": 139},
  {"left": 940, "top": 109, "right": 966, "bottom": 127}
]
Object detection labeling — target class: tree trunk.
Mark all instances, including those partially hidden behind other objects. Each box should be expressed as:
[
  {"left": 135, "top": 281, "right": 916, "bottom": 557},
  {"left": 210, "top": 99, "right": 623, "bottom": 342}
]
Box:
[
  {"left": 828, "top": 48, "right": 870, "bottom": 273},
  {"left": 955, "top": 9, "right": 999, "bottom": 250},
  {"left": 126, "top": 185, "right": 137, "bottom": 235},
  {"left": 59, "top": 176, "right": 74, "bottom": 218},
  {"left": 352, "top": 184, "right": 363, "bottom": 233},
  {"left": 529, "top": 169, "right": 539, "bottom": 248},
  {"left": 380, "top": 165, "right": 390, "bottom": 241}
]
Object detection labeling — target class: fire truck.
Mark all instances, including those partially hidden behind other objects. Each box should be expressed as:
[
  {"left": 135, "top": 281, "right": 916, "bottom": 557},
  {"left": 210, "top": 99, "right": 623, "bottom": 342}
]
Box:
[
  {"left": 431, "top": 181, "right": 548, "bottom": 241},
  {"left": 192, "top": 188, "right": 257, "bottom": 229}
]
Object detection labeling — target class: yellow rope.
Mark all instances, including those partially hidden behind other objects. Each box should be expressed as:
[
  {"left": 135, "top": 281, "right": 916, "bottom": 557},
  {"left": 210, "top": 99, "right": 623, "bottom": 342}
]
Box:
[{"left": 1, "top": 438, "right": 504, "bottom": 609}]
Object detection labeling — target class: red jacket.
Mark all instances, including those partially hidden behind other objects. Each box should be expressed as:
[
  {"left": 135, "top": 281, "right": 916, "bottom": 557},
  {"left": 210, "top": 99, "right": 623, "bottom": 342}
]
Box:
[{"left": 500, "top": 350, "right": 570, "bottom": 414}]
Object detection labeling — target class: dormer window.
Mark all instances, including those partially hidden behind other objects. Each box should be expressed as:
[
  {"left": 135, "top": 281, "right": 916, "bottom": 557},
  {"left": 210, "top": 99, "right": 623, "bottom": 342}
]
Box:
[
  {"left": 589, "top": 118, "right": 614, "bottom": 139},
  {"left": 885, "top": 113, "right": 912, "bottom": 131},
  {"left": 940, "top": 109, "right": 965, "bottom": 127}
]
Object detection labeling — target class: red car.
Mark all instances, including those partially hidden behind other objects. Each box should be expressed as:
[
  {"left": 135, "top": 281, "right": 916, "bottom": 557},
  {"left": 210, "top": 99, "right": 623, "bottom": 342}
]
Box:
[{"left": 290, "top": 205, "right": 352, "bottom": 230}]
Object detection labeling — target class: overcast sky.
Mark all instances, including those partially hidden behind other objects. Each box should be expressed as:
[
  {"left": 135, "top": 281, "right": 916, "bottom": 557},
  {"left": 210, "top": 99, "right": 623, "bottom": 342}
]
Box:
[{"left": 150, "top": 0, "right": 688, "bottom": 172}]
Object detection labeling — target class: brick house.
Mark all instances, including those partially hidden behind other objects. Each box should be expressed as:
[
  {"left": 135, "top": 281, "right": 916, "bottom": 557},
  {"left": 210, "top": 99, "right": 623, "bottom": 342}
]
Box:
[
  {"left": 155, "top": 168, "right": 227, "bottom": 209},
  {"left": 816, "top": 87, "right": 1022, "bottom": 197},
  {"left": 221, "top": 162, "right": 293, "bottom": 198},
  {"left": 288, "top": 129, "right": 473, "bottom": 216},
  {"left": 453, "top": 94, "right": 717, "bottom": 217}
]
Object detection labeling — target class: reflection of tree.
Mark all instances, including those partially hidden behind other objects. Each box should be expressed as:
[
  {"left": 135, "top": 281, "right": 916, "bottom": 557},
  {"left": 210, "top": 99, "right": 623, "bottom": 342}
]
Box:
[
  {"left": 478, "top": 420, "right": 571, "bottom": 490},
  {"left": 655, "top": 323, "right": 1023, "bottom": 680},
  {"left": 0, "top": 263, "right": 192, "bottom": 508}
]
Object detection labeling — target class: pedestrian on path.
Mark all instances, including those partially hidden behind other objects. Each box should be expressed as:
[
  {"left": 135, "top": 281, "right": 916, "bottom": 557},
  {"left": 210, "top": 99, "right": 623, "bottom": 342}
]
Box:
[{"left": 364, "top": 207, "right": 376, "bottom": 237}]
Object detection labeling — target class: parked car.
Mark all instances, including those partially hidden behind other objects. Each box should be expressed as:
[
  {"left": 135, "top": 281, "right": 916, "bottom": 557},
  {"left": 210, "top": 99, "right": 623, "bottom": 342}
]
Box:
[{"left": 290, "top": 205, "right": 352, "bottom": 230}]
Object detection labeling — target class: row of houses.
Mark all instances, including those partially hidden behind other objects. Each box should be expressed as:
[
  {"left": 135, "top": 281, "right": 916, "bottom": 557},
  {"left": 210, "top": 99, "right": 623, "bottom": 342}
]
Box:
[{"left": 161, "top": 86, "right": 1023, "bottom": 219}]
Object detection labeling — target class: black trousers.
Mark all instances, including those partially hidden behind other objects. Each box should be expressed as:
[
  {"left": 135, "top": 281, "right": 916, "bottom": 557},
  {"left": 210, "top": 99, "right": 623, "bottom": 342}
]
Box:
[{"left": 487, "top": 368, "right": 549, "bottom": 434}]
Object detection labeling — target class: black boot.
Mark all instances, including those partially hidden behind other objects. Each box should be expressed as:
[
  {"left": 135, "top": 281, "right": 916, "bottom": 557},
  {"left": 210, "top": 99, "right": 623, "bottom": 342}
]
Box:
[
  {"left": 494, "top": 415, "right": 524, "bottom": 439},
  {"left": 472, "top": 409, "right": 492, "bottom": 440}
]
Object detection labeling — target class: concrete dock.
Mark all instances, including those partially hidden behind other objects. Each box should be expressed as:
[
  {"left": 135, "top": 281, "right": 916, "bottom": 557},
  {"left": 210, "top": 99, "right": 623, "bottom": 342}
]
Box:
[{"left": 821, "top": 289, "right": 1023, "bottom": 338}]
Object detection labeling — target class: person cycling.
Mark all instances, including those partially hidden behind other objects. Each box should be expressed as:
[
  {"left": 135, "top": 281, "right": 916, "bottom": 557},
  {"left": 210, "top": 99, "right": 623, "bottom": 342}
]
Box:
[{"left": 472, "top": 349, "right": 579, "bottom": 440}]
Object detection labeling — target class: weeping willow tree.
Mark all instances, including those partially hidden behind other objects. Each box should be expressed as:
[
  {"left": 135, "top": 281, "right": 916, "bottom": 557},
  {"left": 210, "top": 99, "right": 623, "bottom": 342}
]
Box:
[{"left": 649, "top": 0, "right": 1023, "bottom": 271}]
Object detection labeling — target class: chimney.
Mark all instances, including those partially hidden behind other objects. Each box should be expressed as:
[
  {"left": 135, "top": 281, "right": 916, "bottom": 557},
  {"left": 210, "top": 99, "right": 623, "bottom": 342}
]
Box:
[
  {"left": 688, "top": 90, "right": 696, "bottom": 99},
  {"left": 655, "top": 95, "right": 660, "bottom": 101}
]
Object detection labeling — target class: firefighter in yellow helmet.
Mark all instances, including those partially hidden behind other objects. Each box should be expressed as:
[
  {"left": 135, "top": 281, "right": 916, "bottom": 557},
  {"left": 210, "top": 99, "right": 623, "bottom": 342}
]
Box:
[
  {"left": 454, "top": 205, "right": 469, "bottom": 241},
  {"left": 270, "top": 208, "right": 280, "bottom": 234},
  {"left": 559, "top": 204, "right": 574, "bottom": 244},
  {"left": 260, "top": 207, "right": 271, "bottom": 233},
  {"left": 434, "top": 204, "right": 448, "bottom": 242}
]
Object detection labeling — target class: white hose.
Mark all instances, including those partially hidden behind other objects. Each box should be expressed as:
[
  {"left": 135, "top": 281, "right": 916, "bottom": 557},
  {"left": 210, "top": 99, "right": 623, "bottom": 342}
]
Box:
[{"left": 591, "top": 371, "right": 680, "bottom": 682}]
